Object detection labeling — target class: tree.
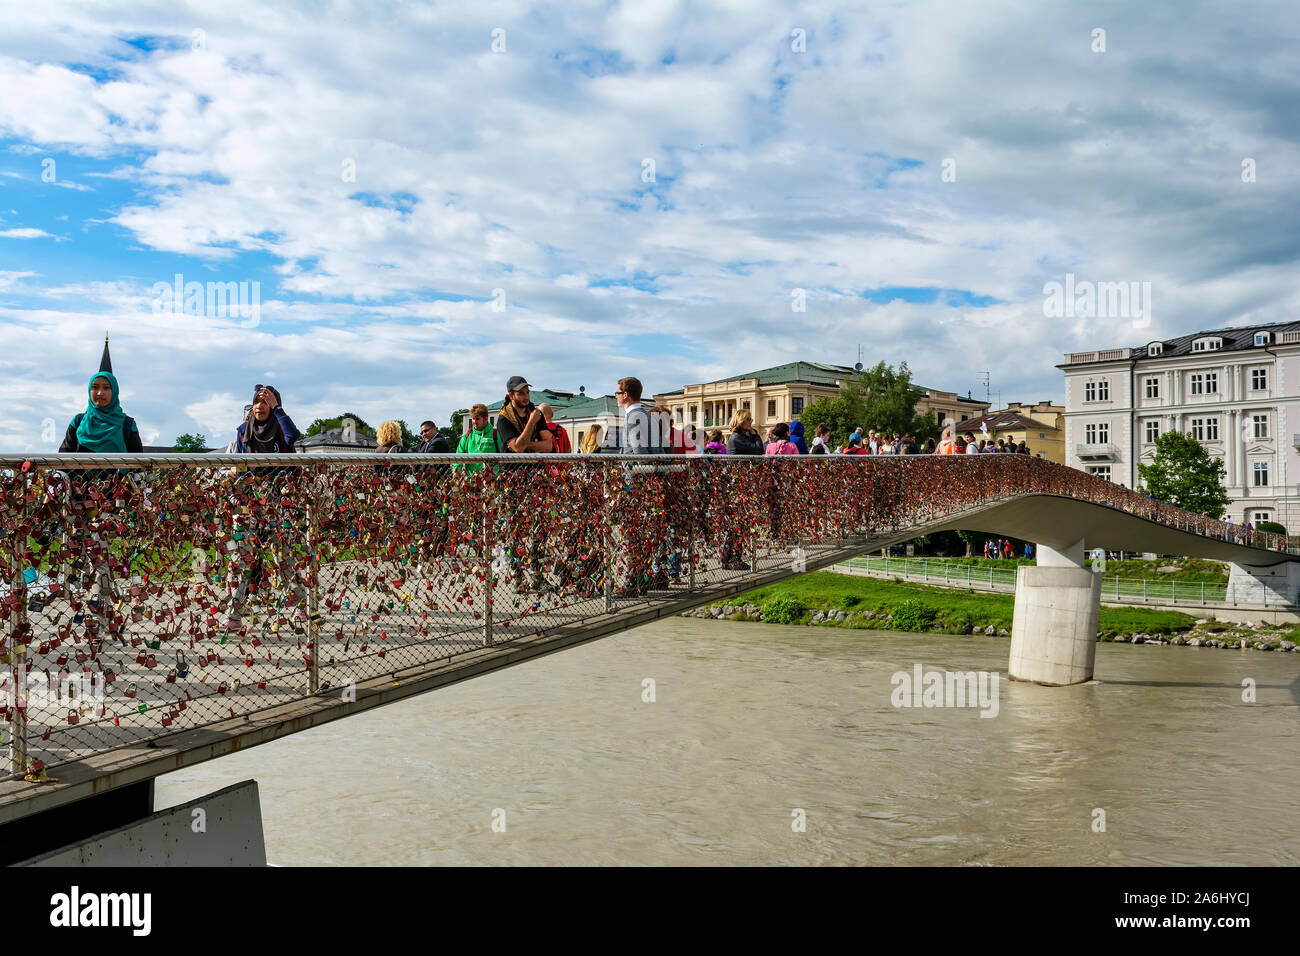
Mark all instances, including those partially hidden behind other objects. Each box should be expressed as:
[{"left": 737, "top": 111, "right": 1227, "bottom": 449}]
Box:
[
  {"left": 305, "top": 412, "right": 375, "bottom": 439},
  {"left": 445, "top": 408, "right": 467, "bottom": 440},
  {"left": 799, "top": 361, "right": 938, "bottom": 446},
  {"left": 1137, "top": 431, "right": 1231, "bottom": 518},
  {"left": 173, "top": 433, "right": 207, "bottom": 453}
]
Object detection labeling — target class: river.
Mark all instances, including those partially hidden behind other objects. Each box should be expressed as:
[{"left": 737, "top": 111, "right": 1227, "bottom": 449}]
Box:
[{"left": 154, "top": 618, "right": 1300, "bottom": 865}]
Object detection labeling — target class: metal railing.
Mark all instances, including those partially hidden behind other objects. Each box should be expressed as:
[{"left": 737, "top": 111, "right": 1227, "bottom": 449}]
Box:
[
  {"left": 833, "top": 556, "right": 1287, "bottom": 607},
  {"left": 0, "top": 451, "right": 1292, "bottom": 776}
]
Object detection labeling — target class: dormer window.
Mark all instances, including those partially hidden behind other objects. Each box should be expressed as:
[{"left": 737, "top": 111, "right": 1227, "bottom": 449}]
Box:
[
  {"left": 1254, "top": 331, "right": 1271, "bottom": 346},
  {"left": 1147, "top": 342, "right": 1164, "bottom": 356},
  {"left": 1191, "top": 337, "right": 1223, "bottom": 352}
]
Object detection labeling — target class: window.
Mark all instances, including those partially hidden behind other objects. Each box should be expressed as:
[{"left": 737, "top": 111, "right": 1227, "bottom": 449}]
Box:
[
  {"left": 1253, "top": 414, "right": 1268, "bottom": 439},
  {"left": 689, "top": 404, "right": 697, "bottom": 421},
  {"left": 1192, "top": 337, "right": 1223, "bottom": 352},
  {"left": 1038, "top": 432, "right": 1046, "bottom": 438},
  {"left": 1145, "top": 421, "right": 1160, "bottom": 443},
  {"left": 1147, "top": 342, "right": 1164, "bottom": 356},
  {"left": 1145, "top": 376, "right": 1160, "bottom": 398},
  {"left": 1190, "top": 372, "right": 1217, "bottom": 395},
  {"left": 742, "top": 400, "right": 750, "bottom": 410},
  {"left": 1189, "top": 417, "right": 1220, "bottom": 442},
  {"left": 1085, "top": 423, "right": 1109, "bottom": 444},
  {"left": 1252, "top": 511, "right": 1271, "bottom": 525},
  {"left": 1254, "top": 331, "right": 1271, "bottom": 346},
  {"left": 791, "top": 397, "right": 804, "bottom": 416},
  {"left": 1087, "top": 465, "right": 1112, "bottom": 481},
  {"left": 1190, "top": 373, "right": 1203, "bottom": 395},
  {"left": 1253, "top": 462, "right": 1269, "bottom": 486},
  {"left": 675, "top": 408, "right": 683, "bottom": 424},
  {"left": 766, "top": 399, "right": 776, "bottom": 418},
  {"left": 1251, "top": 368, "right": 1268, "bottom": 390},
  {"left": 1084, "top": 379, "right": 1109, "bottom": 402}
]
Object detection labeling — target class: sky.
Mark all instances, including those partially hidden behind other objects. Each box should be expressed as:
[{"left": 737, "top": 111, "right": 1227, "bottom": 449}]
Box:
[{"left": 0, "top": 0, "right": 1297, "bottom": 450}]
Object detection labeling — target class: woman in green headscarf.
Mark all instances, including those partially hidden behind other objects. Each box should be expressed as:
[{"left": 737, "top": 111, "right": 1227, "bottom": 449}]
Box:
[{"left": 59, "top": 371, "right": 143, "bottom": 453}]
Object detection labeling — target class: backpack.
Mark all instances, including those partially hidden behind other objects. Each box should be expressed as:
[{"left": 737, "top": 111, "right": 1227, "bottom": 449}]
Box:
[{"left": 545, "top": 422, "right": 571, "bottom": 454}]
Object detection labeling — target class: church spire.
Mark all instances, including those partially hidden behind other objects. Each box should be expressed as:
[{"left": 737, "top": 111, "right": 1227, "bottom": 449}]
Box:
[{"left": 99, "top": 332, "right": 113, "bottom": 374}]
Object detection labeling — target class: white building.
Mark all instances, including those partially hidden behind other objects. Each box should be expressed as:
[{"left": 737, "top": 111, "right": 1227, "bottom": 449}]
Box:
[{"left": 1060, "top": 321, "right": 1300, "bottom": 530}]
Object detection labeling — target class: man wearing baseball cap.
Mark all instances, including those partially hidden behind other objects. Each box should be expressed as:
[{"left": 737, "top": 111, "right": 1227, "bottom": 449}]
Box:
[{"left": 495, "top": 376, "right": 553, "bottom": 454}]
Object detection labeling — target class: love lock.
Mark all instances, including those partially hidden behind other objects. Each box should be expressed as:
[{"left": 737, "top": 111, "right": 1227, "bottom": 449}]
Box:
[
  {"left": 67, "top": 708, "right": 78, "bottom": 725},
  {"left": 123, "top": 684, "right": 137, "bottom": 698},
  {"left": 176, "top": 651, "right": 188, "bottom": 678}
]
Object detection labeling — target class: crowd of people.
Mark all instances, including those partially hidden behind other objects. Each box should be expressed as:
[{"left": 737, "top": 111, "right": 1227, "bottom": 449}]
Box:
[{"left": 50, "top": 363, "right": 1289, "bottom": 556}]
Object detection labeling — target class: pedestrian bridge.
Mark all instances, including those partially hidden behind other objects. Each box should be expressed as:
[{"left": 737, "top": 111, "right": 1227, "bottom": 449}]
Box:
[{"left": 0, "top": 452, "right": 1293, "bottom": 849}]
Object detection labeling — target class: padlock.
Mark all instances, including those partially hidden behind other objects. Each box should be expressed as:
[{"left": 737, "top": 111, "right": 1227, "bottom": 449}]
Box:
[
  {"left": 161, "top": 714, "right": 172, "bottom": 727},
  {"left": 256, "top": 680, "right": 266, "bottom": 689},
  {"left": 123, "top": 684, "right": 137, "bottom": 698},
  {"left": 103, "top": 668, "right": 115, "bottom": 683},
  {"left": 56, "top": 653, "right": 68, "bottom": 666},
  {"left": 166, "top": 668, "right": 177, "bottom": 683},
  {"left": 67, "top": 708, "right": 78, "bottom": 725},
  {"left": 144, "top": 655, "right": 157, "bottom": 668},
  {"left": 176, "top": 651, "right": 188, "bottom": 678},
  {"left": 37, "top": 642, "right": 49, "bottom": 655}
]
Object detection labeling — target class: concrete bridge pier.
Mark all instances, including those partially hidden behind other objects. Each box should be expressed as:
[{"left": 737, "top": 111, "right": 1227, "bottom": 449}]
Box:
[
  {"left": 1009, "top": 539, "right": 1101, "bottom": 686},
  {"left": 1226, "top": 560, "right": 1300, "bottom": 606}
]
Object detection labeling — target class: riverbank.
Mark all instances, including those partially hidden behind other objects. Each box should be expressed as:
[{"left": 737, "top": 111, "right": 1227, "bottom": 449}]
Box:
[{"left": 686, "top": 572, "right": 1300, "bottom": 651}]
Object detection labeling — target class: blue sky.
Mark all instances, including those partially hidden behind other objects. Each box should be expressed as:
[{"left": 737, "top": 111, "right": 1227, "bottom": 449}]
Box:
[{"left": 0, "top": 1, "right": 1297, "bottom": 449}]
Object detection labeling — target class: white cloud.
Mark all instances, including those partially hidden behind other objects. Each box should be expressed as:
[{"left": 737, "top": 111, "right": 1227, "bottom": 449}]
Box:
[
  {"left": 0, "top": 1, "right": 1293, "bottom": 451},
  {"left": 0, "top": 227, "right": 55, "bottom": 239}
]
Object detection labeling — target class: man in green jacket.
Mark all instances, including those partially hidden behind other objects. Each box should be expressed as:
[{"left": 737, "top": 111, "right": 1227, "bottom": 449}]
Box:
[{"left": 454, "top": 403, "right": 499, "bottom": 471}]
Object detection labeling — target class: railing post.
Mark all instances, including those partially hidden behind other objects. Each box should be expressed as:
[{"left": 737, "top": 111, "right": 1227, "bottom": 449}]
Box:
[
  {"left": 8, "top": 536, "right": 28, "bottom": 777},
  {"left": 1201, "top": 581, "right": 1205, "bottom": 606},
  {"left": 967, "top": 565, "right": 971, "bottom": 587},
  {"left": 687, "top": 524, "right": 696, "bottom": 593},
  {"left": 483, "top": 494, "right": 495, "bottom": 646},
  {"left": 603, "top": 469, "right": 614, "bottom": 614},
  {"left": 989, "top": 567, "right": 993, "bottom": 589},
  {"left": 307, "top": 499, "right": 320, "bottom": 694},
  {"left": 1142, "top": 579, "right": 1146, "bottom": 603},
  {"left": 1114, "top": 576, "right": 1120, "bottom": 600}
]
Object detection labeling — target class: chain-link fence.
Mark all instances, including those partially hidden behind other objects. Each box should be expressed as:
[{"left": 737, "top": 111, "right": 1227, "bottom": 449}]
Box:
[{"left": 0, "top": 452, "right": 1290, "bottom": 777}]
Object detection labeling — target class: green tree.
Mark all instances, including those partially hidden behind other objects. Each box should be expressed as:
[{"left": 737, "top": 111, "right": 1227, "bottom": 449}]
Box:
[
  {"left": 305, "top": 412, "right": 375, "bottom": 439},
  {"left": 799, "top": 361, "right": 938, "bottom": 446},
  {"left": 445, "top": 408, "right": 467, "bottom": 440},
  {"left": 1137, "top": 431, "right": 1231, "bottom": 518},
  {"left": 173, "top": 433, "right": 207, "bottom": 453}
]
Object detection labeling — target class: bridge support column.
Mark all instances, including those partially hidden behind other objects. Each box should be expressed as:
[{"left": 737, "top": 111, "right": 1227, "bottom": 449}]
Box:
[
  {"left": 1009, "top": 539, "right": 1100, "bottom": 686},
  {"left": 1226, "top": 561, "right": 1300, "bottom": 606}
]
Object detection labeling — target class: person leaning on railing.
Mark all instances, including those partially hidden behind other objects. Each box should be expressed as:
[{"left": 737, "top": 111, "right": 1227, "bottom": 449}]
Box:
[{"left": 222, "top": 384, "right": 305, "bottom": 630}]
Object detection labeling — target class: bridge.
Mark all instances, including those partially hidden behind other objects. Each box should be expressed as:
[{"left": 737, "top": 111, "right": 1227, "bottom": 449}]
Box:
[{"left": 0, "top": 452, "right": 1293, "bottom": 862}]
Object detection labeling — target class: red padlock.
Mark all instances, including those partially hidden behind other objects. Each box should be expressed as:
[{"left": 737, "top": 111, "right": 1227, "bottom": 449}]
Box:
[
  {"left": 67, "top": 708, "right": 79, "bottom": 725},
  {"left": 217, "top": 683, "right": 228, "bottom": 694},
  {"left": 256, "top": 680, "right": 266, "bottom": 689}
]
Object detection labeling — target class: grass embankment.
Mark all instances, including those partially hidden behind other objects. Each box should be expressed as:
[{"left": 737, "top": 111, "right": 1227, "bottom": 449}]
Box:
[{"left": 700, "top": 571, "right": 1198, "bottom": 637}]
